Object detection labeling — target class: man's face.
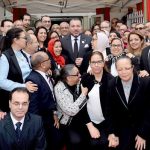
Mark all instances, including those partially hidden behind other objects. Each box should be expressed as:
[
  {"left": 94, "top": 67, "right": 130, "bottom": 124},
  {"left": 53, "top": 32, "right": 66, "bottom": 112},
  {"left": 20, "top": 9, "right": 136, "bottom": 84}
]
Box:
[
  {"left": 100, "top": 22, "right": 110, "bottom": 32},
  {"left": 60, "top": 22, "right": 69, "bottom": 36},
  {"left": 9, "top": 91, "right": 29, "bottom": 121},
  {"left": 1, "top": 21, "right": 13, "bottom": 35},
  {"left": 23, "top": 15, "right": 31, "bottom": 28},
  {"left": 41, "top": 16, "right": 51, "bottom": 30},
  {"left": 69, "top": 20, "right": 82, "bottom": 37}
]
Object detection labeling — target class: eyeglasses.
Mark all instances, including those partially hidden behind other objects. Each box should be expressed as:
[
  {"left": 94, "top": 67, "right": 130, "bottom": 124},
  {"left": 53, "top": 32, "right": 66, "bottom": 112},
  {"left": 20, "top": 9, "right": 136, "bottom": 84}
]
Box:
[
  {"left": 11, "top": 101, "right": 29, "bottom": 107},
  {"left": 111, "top": 44, "right": 122, "bottom": 48},
  {"left": 101, "top": 26, "right": 109, "bottom": 29},
  {"left": 41, "top": 58, "right": 50, "bottom": 63},
  {"left": 69, "top": 72, "right": 80, "bottom": 77},
  {"left": 19, "top": 36, "right": 27, "bottom": 40},
  {"left": 43, "top": 21, "right": 51, "bottom": 23},
  {"left": 90, "top": 60, "right": 103, "bottom": 66},
  {"left": 135, "top": 27, "right": 144, "bottom": 30}
]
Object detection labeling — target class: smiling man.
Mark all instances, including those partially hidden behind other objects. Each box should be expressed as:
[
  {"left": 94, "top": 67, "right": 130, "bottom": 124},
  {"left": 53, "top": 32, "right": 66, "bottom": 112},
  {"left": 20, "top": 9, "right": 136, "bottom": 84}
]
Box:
[{"left": 0, "top": 87, "right": 46, "bottom": 150}]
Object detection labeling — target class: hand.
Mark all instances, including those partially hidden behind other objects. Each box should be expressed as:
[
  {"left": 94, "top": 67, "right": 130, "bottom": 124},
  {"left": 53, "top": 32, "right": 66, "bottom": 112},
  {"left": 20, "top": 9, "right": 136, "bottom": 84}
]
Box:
[
  {"left": 126, "top": 53, "right": 135, "bottom": 58},
  {"left": 108, "top": 134, "right": 119, "bottom": 148},
  {"left": 53, "top": 114, "right": 59, "bottom": 129},
  {"left": 46, "top": 69, "right": 52, "bottom": 76},
  {"left": 139, "top": 70, "right": 149, "bottom": 77},
  {"left": 75, "top": 58, "right": 83, "bottom": 67},
  {"left": 135, "top": 135, "right": 146, "bottom": 150},
  {"left": 26, "top": 81, "right": 38, "bottom": 93},
  {"left": 81, "top": 84, "right": 88, "bottom": 96},
  {"left": 87, "top": 122, "right": 100, "bottom": 138},
  {"left": 0, "top": 111, "right": 6, "bottom": 120}
]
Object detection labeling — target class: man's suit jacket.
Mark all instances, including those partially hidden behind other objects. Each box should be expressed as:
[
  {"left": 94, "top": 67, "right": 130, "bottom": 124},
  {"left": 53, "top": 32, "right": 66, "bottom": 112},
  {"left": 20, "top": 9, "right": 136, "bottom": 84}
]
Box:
[
  {"left": 140, "top": 45, "right": 150, "bottom": 73},
  {"left": 61, "top": 33, "right": 92, "bottom": 64},
  {"left": 25, "top": 70, "right": 56, "bottom": 124},
  {"left": 0, "top": 113, "right": 46, "bottom": 150},
  {"left": 108, "top": 74, "right": 150, "bottom": 140}
]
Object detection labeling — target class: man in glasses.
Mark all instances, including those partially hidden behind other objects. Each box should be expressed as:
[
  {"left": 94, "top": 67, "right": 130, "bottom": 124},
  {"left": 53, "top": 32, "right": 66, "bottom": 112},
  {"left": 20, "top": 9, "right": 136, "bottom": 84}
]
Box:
[
  {"left": 26, "top": 51, "right": 63, "bottom": 150},
  {"left": 41, "top": 15, "right": 52, "bottom": 33},
  {"left": 0, "top": 87, "right": 46, "bottom": 150}
]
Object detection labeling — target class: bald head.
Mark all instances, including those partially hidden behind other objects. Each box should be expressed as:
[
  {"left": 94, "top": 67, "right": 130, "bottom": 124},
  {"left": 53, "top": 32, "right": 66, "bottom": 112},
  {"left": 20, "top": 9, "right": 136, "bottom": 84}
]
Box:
[{"left": 31, "top": 51, "right": 50, "bottom": 71}]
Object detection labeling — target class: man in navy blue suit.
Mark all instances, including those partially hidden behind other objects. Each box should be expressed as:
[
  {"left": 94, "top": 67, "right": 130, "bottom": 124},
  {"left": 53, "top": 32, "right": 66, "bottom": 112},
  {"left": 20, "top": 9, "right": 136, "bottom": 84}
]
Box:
[
  {"left": 26, "top": 51, "right": 63, "bottom": 150},
  {"left": 61, "top": 18, "right": 92, "bottom": 71},
  {"left": 0, "top": 87, "right": 46, "bottom": 150}
]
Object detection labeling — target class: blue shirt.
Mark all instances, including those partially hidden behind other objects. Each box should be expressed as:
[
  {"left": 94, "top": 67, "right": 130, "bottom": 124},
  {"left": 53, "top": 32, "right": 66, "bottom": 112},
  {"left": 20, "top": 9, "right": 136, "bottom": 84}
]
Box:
[{"left": 0, "top": 50, "right": 31, "bottom": 91}]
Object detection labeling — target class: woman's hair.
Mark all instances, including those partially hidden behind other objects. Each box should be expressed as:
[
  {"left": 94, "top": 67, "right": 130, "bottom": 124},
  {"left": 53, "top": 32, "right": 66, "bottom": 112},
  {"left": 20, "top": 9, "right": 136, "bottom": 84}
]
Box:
[
  {"left": 109, "top": 30, "right": 121, "bottom": 39},
  {"left": 35, "top": 26, "right": 48, "bottom": 47},
  {"left": 89, "top": 51, "right": 104, "bottom": 62},
  {"left": 127, "top": 30, "right": 145, "bottom": 56},
  {"left": 48, "top": 30, "right": 60, "bottom": 41},
  {"left": 0, "top": 28, "right": 24, "bottom": 53},
  {"left": 56, "top": 64, "right": 75, "bottom": 82}
]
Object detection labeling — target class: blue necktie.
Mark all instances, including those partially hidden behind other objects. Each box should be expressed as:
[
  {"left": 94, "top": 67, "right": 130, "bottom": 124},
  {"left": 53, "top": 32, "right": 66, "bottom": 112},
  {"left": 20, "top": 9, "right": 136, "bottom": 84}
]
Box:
[{"left": 15, "top": 122, "right": 22, "bottom": 142}]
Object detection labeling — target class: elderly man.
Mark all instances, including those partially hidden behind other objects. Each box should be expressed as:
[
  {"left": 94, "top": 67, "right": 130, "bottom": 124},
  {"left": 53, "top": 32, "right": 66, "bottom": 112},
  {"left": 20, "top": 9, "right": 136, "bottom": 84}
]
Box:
[
  {"left": 0, "top": 87, "right": 46, "bottom": 150},
  {"left": 26, "top": 51, "right": 63, "bottom": 150}
]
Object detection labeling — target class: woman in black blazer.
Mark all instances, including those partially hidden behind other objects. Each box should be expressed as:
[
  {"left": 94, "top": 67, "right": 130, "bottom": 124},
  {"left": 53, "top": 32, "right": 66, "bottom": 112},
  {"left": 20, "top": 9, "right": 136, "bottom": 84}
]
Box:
[
  {"left": 107, "top": 55, "right": 150, "bottom": 150},
  {"left": 81, "top": 51, "right": 118, "bottom": 150}
]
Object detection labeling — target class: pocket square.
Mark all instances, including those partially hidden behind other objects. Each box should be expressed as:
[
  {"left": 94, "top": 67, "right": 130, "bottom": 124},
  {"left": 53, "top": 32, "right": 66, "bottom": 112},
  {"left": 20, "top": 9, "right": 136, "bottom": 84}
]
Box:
[{"left": 84, "top": 44, "right": 89, "bottom": 48}]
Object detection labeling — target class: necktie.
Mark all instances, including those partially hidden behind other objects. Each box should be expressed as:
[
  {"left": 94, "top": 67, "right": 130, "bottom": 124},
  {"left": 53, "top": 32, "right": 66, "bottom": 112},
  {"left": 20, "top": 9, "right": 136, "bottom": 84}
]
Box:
[
  {"left": 15, "top": 122, "right": 22, "bottom": 141},
  {"left": 21, "top": 50, "right": 32, "bottom": 68},
  {"left": 74, "top": 38, "right": 78, "bottom": 59}
]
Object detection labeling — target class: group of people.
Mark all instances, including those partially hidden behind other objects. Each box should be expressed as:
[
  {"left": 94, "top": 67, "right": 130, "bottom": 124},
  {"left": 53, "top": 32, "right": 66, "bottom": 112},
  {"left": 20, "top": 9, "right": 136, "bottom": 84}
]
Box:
[{"left": 0, "top": 13, "right": 150, "bottom": 150}]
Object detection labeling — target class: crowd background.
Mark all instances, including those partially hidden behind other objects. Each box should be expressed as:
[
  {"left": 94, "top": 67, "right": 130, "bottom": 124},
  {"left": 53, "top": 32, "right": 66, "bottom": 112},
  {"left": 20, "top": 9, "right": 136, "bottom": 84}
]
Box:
[{"left": 0, "top": 13, "right": 150, "bottom": 150}]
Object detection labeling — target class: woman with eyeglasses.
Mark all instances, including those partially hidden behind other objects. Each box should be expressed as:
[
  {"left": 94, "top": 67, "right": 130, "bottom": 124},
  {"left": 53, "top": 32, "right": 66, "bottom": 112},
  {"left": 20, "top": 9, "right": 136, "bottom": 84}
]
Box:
[
  {"left": 0, "top": 28, "right": 37, "bottom": 112},
  {"left": 80, "top": 51, "right": 118, "bottom": 150},
  {"left": 107, "top": 55, "right": 150, "bottom": 150},
  {"left": 54, "top": 64, "right": 88, "bottom": 150}
]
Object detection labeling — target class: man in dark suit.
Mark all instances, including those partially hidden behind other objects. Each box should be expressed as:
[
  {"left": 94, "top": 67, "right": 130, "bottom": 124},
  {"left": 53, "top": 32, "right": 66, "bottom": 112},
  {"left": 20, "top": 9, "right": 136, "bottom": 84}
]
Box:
[
  {"left": 61, "top": 18, "right": 92, "bottom": 71},
  {"left": 0, "top": 87, "right": 46, "bottom": 150},
  {"left": 25, "top": 51, "right": 63, "bottom": 150},
  {"left": 140, "top": 45, "right": 150, "bottom": 74},
  {"left": 108, "top": 56, "right": 150, "bottom": 150}
]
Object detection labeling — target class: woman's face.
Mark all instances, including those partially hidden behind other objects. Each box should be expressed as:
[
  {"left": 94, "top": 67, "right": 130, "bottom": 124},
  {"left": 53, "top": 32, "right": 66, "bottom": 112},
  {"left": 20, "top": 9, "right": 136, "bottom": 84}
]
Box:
[
  {"left": 93, "top": 25, "right": 100, "bottom": 34},
  {"left": 122, "top": 31, "right": 130, "bottom": 43},
  {"left": 53, "top": 41, "right": 62, "bottom": 56},
  {"left": 37, "top": 28, "right": 47, "bottom": 42},
  {"left": 50, "top": 32, "right": 59, "bottom": 40},
  {"left": 109, "top": 32, "right": 117, "bottom": 43},
  {"left": 129, "top": 34, "right": 143, "bottom": 51},
  {"left": 111, "top": 39, "right": 123, "bottom": 56},
  {"left": 90, "top": 53, "right": 104, "bottom": 74},
  {"left": 116, "top": 58, "right": 133, "bottom": 82},
  {"left": 91, "top": 34, "right": 97, "bottom": 50}
]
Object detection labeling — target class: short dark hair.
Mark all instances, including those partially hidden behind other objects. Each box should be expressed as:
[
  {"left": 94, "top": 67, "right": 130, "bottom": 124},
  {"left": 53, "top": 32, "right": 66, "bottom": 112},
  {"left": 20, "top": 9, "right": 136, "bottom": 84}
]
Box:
[
  {"left": 1, "top": 19, "right": 13, "bottom": 27},
  {"left": 9, "top": 87, "right": 29, "bottom": 101},
  {"left": 41, "top": 15, "right": 51, "bottom": 21},
  {"left": 21, "top": 13, "right": 31, "bottom": 20}
]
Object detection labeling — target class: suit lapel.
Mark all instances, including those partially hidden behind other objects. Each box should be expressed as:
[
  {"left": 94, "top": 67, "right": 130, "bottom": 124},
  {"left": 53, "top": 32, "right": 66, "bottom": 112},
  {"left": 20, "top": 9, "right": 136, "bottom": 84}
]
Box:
[
  {"left": 115, "top": 77, "right": 128, "bottom": 109},
  {"left": 128, "top": 74, "right": 140, "bottom": 104},
  {"left": 78, "top": 34, "right": 87, "bottom": 57},
  {"left": 4, "top": 113, "right": 18, "bottom": 142}
]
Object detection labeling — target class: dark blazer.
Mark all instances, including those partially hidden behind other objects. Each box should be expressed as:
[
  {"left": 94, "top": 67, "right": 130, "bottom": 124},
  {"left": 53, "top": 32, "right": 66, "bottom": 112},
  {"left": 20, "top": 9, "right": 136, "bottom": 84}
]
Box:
[
  {"left": 81, "top": 71, "right": 114, "bottom": 125},
  {"left": 26, "top": 70, "right": 63, "bottom": 150},
  {"left": 61, "top": 33, "right": 92, "bottom": 64},
  {"left": 0, "top": 48, "right": 23, "bottom": 112},
  {"left": 108, "top": 74, "right": 150, "bottom": 146},
  {"left": 140, "top": 45, "right": 150, "bottom": 73},
  {"left": 25, "top": 70, "right": 56, "bottom": 124},
  {"left": 0, "top": 113, "right": 46, "bottom": 150}
]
